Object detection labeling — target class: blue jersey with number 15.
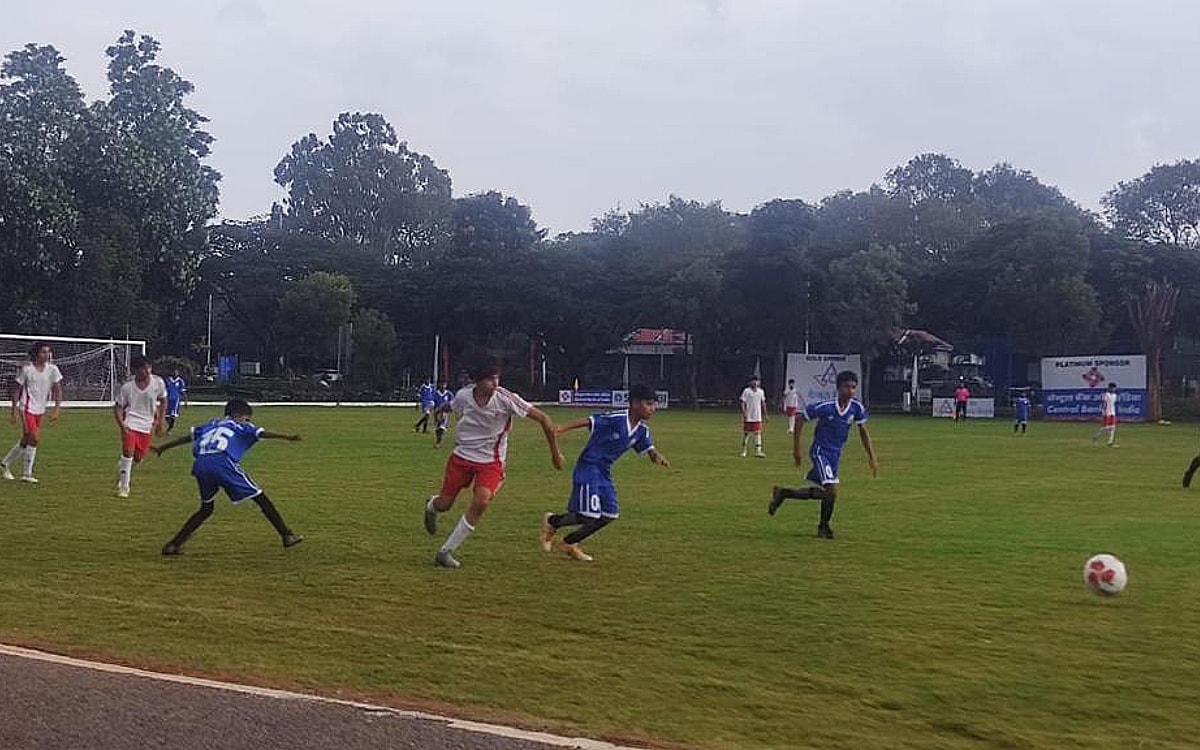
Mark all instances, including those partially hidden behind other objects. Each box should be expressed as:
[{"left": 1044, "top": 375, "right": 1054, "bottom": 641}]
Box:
[{"left": 191, "top": 417, "right": 264, "bottom": 463}]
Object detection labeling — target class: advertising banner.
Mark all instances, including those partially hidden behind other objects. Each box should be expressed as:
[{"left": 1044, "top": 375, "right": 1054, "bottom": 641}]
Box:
[
  {"left": 784, "top": 353, "right": 863, "bottom": 405},
  {"left": 931, "top": 398, "right": 995, "bottom": 418},
  {"left": 559, "top": 389, "right": 670, "bottom": 409},
  {"left": 1039, "top": 355, "right": 1147, "bottom": 421}
]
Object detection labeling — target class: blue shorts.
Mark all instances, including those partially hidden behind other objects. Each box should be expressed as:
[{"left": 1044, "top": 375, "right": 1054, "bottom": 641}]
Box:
[
  {"left": 192, "top": 455, "right": 262, "bottom": 504},
  {"left": 567, "top": 471, "right": 619, "bottom": 519},
  {"left": 806, "top": 446, "right": 842, "bottom": 486}
]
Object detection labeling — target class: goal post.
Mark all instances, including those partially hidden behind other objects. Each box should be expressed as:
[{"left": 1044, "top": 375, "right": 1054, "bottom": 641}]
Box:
[{"left": 0, "top": 334, "right": 147, "bottom": 406}]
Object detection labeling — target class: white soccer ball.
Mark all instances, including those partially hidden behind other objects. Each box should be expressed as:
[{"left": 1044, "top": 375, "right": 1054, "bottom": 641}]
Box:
[{"left": 1083, "top": 553, "right": 1127, "bottom": 596}]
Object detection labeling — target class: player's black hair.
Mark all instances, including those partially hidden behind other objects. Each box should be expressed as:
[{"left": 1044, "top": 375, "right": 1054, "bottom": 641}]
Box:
[
  {"left": 836, "top": 370, "right": 859, "bottom": 387},
  {"left": 472, "top": 363, "right": 501, "bottom": 382},
  {"left": 129, "top": 355, "right": 148, "bottom": 371},
  {"left": 224, "top": 398, "right": 253, "bottom": 418},
  {"left": 27, "top": 341, "right": 49, "bottom": 360},
  {"left": 1108, "top": 382, "right": 1118, "bottom": 390},
  {"left": 629, "top": 384, "right": 656, "bottom": 403}
]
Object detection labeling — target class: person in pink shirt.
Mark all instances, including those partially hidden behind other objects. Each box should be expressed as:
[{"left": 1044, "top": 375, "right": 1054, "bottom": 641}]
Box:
[{"left": 953, "top": 382, "right": 970, "bottom": 422}]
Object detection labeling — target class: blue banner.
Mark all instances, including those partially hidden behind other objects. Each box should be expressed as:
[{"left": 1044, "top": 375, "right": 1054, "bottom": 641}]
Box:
[{"left": 1042, "top": 388, "right": 1147, "bottom": 420}]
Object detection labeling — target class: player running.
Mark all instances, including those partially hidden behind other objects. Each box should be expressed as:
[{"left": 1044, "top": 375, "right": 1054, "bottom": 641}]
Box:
[
  {"left": 153, "top": 399, "right": 304, "bottom": 555},
  {"left": 539, "top": 384, "right": 670, "bottom": 561},
  {"left": 2, "top": 342, "right": 63, "bottom": 483},
  {"left": 768, "top": 370, "right": 879, "bottom": 539},
  {"left": 423, "top": 365, "right": 563, "bottom": 569},
  {"left": 112, "top": 356, "right": 167, "bottom": 498}
]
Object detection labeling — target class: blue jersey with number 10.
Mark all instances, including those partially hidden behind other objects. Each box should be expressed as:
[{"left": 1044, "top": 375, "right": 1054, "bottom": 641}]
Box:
[
  {"left": 573, "top": 411, "right": 654, "bottom": 481},
  {"left": 191, "top": 417, "right": 264, "bottom": 463},
  {"left": 804, "top": 398, "right": 868, "bottom": 457}
]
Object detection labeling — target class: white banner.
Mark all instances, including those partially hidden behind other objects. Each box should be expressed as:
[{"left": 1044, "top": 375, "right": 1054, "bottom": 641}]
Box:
[
  {"left": 932, "top": 398, "right": 995, "bottom": 418},
  {"left": 1040, "top": 354, "right": 1147, "bottom": 420},
  {"left": 784, "top": 353, "right": 862, "bottom": 405},
  {"left": 1040, "top": 355, "right": 1146, "bottom": 390}
]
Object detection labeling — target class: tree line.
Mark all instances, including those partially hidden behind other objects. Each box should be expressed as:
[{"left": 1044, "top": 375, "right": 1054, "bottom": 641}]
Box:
[{"left": 3, "top": 32, "right": 1199, "bottom": 403}]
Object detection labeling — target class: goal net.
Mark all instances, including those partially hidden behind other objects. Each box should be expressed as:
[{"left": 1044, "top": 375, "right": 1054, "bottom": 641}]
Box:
[{"left": 0, "top": 334, "right": 146, "bottom": 405}]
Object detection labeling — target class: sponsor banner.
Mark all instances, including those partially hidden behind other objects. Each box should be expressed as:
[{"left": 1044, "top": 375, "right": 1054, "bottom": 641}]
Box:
[
  {"left": 1040, "top": 355, "right": 1147, "bottom": 421},
  {"left": 1040, "top": 355, "right": 1146, "bottom": 390},
  {"left": 559, "top": 389, "right": 670, "bottom": 409},
  {"left": 932, "top": 398, "right": 995, "bottom": 418},
  {"left": 785, "top": 353, "right": 862, "bottom": 405},
  {"left": 1042, "top": 389, "right": 1147, "bottom": 420}
]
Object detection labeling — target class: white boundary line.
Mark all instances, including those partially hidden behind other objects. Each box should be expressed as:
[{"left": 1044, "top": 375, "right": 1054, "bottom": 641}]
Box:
[{"left": 0, "top": 643, "right": 644, "bottom": 750}]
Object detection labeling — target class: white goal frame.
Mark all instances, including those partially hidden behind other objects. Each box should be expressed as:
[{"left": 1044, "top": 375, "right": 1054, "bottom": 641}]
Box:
[{"left": 0, "top": 334, "right": 147, "bottom": 406}]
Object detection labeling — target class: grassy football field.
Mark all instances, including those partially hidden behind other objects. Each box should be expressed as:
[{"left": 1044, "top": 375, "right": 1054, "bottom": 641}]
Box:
[{"left": 0, "top": 404, "right": 1198, "bottom": 749}]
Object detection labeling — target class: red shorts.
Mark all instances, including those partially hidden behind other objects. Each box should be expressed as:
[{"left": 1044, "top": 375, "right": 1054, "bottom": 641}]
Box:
[
  {"left": 440, "top": 453, "right": 506, "bottom": 498},
  {"left": 122, "top": 429, "right": 153, "bottom": 461},
  {"left": 21, "top": 411, "right": 43, "bottom": 438},
  {"left": 743, "top": 421, "right": 763, "bottom": 433},
  {"left": 1103, "top": 414, "right": 1117, "bottom": 428},
  {"left": 785, "top": 407, "right": 798, "bottom": 417}
]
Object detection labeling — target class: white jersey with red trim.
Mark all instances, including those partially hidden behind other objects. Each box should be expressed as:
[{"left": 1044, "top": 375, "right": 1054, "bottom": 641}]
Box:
[
  {"left": 450, "top": 385, "right": 532, "bottom": 464},
  {"left": 116, "top": 375, "right": 167, "bottom": 433},
  {"left": 740, "top": 387, "right": 766, "bottom": 422},
  {"left": 1101, "top": 391, "right": 1117, "bottom": 418},
  {"left": 15, "top": 363, "right": 63, "bottom": 415}
]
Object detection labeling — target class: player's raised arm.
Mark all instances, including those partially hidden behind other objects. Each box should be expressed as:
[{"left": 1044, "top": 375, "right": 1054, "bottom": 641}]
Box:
[
  {"left": 260, "top": 430, "right": 303, "bottom": 442},
  {"left": 555, "top": 417, "right": 591, "bottom": 436},
  {"left": 858, "top": 423, "right": 879, "bottom": 477},
  {"left": 153, "top": 434, "right": 191, "bottom": 457},
  {"left": 528, "top": 406, "right": 564, "bottom": 470}
]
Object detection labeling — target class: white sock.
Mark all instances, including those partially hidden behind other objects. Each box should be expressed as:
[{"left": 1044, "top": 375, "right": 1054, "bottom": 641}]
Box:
[
  {"left": 118, "top": 456, "right": 134, "bottom": 490},
  {"left": 3, "top": 442, "right": 22, "bottom": 468},
  {"left": 755, "top": 434, "right": 763, "bottom": 451},
  {"left": 741, "top": 434, "right": 749, "bottom": 449},
  {"left": 426, "top": 495, "right": 439, "bottom": 513},
  {"left": 23, "top": 446, "right": 36, "bottom": 477},
  {"left": 441, "top": 515, "right": 475, "bottom": 553}
]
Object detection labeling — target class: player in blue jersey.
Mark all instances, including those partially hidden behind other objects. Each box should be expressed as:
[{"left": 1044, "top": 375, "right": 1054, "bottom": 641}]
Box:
[
  {"left": 432, "top": 379, "right": 453, "bottom": 449},
  {"left": 413, "top": 378, "right": 436, "bottom": 433},
  {"left": 539, "top": 384, "right": 670, "bottom": 561},
  {"left": 767, "top": 370, "right": 878, "bottom": 539},
  {"left": 164, "top": 369, "right": 188, "bottom": 433},
  {"left": 1012, "top": 389, "right": 1031, "bottom": 435},
  {"left": 152, "top": 399, "right": 303, "bottom": 555}
]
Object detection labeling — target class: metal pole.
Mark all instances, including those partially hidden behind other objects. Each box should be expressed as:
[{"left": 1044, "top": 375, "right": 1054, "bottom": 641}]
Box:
[
  {"left": 433, "top": 334, "right": 440, "bottom": 384},
  {"left": 206, "top": 293, "right": 213, "bottom": 368}
]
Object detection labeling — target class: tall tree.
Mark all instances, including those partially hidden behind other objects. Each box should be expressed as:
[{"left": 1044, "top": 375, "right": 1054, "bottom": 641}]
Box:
[
  {"left": 274, "top": 112, "right": 452, "bottom": 265},
  {"left": 77, "top": 30, "right": 221, "bottom": 344},
  {"left": 0, "top": 43, "right": 85, "bottom": 330},
  {"left": 824, "top": 246, "right": 913, "bottom": 397},
  {"left": 277, "top": 272, "right": 357, "bottom": 372},
  {"left": 1127, "top": 281, "right": 1180, "bottom": 422},
  {"left": 1103, "top": 159, "right": 1200, "bottom": 249}
]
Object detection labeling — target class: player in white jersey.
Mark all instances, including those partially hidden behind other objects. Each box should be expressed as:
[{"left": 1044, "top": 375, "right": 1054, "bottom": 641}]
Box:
[
  {"left": 1091, "top": 382, "right": 1119, "bottom": 447},
  {"left": 3, "top": 342, "right": 64, "bottom": 483},
  {"left": 740, "top": 376, "right": 768, "bottom": 457},
  {"left": 112, "top": 356, "right": 167, "bottom": 497},
  {"left": 782, "top": 379, "right": 801, "bottom": 434},
  {"left": 423, "top": 364, "right": 563, "bottom": 568}
]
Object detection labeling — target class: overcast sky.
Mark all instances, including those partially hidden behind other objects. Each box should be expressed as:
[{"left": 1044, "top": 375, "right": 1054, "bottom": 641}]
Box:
[{"left": 5, "top": 0, "right": 1198, "bottom": 234}]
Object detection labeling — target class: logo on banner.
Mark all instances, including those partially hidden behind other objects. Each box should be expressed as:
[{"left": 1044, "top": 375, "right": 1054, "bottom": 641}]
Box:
[
  {"left": 814, "top": 363, "right": 838, "bottom": 388},
  {"left": 1081, "top": 367, "right": 1105, "bottom": 388}
]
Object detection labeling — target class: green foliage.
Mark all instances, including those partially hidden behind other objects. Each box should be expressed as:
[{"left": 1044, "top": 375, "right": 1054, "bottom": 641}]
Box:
[
  {"left": 1104, "top": 159, "right": 1200, "bottom": 248},
  {"left": 278, "top": 271, "right": 356, "bottom": 371},
  {"left": 2, "top": 408, "right": 1200, "bottom": 749}
]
